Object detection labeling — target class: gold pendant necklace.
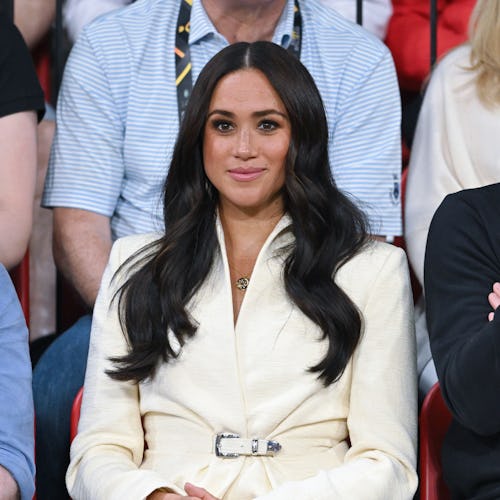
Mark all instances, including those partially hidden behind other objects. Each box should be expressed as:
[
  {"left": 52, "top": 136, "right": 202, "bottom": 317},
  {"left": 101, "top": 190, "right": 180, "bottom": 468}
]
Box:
[{"left": 235, "top": 276, "right": 250, "bottom": 291}]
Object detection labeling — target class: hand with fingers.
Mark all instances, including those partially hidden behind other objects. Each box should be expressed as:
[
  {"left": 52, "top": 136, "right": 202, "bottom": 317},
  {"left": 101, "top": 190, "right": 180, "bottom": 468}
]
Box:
[
  {"left": 184, "top": 483, "right": 221, "bottom": 500},
  {"left": 146, "top": 483, "right": 221, "bottom": 500},
  {"left": 487, "top": 282, "right": 500, "bottom": 321}
]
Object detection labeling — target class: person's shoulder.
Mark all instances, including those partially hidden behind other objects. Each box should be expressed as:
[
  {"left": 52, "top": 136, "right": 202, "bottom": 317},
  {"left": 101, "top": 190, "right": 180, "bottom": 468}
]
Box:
[
  {"left": 338, "top": 240, "right": 406, "bottom": 286},
  {"left": 354, "top": 239, "right": 406, "bottom": 267},
  {"left": 109, "top": 232, "right": 162, "bottom": 268},
  {"left": 426, "top": 184, "right": 500, "bottom": 272},
  {"left": 302, "top": 0, "right": 389, "bottom": 58},
  {"left": 0, "top": 15, "right": 18, "bottom": 35},
  {"left": 0, "top": 16, "right": 28, "bottom": 56},
  {"left": 439, "top": 183, "right": 500, "bottom": 219},
  {"left": 81, "top": 0, "right": 178, "bottom": 41},
  {"left": 110, "top": 232, "right": 162, "bottom": 265},
  {"left": 335, "top": 240, "right": 408, "bottom": 309},
  {"left": 428, "top": 184, "right": 500, "bottom": 252},
  {"left": 431, "top": 43, "right": 473, "bottom": 82}
]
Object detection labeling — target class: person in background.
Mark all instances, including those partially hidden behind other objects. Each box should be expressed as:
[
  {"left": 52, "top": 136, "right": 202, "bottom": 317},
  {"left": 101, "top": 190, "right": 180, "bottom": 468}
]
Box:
[
  {"left": 67, "top": 41, "right": 417, "bottom": 500},
  {"left": 321, "top": 0, "right": 392, "bottom": 39},
  {"left": 0, "top": 16, "right": 43, "bottom": 497},
  {"left": 425, "top": 183, "right": 500, "bottom": 498},
  {"left": 64, "top": 0, "right": 393, "bottom": 43},
  {"left": 385, "top": 0, "right": 475, "bottom": 146},
  {"left": 404, "top": 0, "right": 500, "bottom": 400},
  {"left": 36, "top": 1, "right": 403, "bottom": 498},
  {"left": 0, "top": 265, "right": 35, "bottom": 500},
  {"left": 0, "top": 15, "right": 45, "bottom": 269}
]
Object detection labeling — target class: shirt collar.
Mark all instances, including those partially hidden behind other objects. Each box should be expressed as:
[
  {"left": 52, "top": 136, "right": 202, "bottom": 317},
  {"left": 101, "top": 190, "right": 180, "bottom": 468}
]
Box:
[
  {"left": 271, "top": 0, "right": 296, "bottom": 49},
  {"left": 189, "top": 0, "right": 296, "bottom": 48},
  {"left": 189, "top": 0, "right": 218, "bottom": 45}
]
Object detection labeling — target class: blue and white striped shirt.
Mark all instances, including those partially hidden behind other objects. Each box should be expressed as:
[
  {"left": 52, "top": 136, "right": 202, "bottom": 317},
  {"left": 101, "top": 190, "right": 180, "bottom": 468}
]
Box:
[{"left": 44, "top": 0, "right": 402, "bottom": 239}]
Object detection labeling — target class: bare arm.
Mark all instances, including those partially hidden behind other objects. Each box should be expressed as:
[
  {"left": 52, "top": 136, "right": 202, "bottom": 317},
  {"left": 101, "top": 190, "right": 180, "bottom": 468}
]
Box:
[
  {"left": 14, "top": 0, "right": 56, "bottom": 50},
  {"left": 0, "top": 465, "right": 19, "bottom": 500},
  {"left": 0, "top": 111, "right": 37, "bottom": 269},
  {"left": 53, "top": 207, "right": 112, "bottom": 308}
]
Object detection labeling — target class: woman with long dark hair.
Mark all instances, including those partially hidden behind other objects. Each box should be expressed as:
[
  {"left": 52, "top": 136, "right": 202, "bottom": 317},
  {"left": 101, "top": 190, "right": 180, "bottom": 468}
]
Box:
[{"left": 67, "top": 41, "right": 417, "bottom": 500}]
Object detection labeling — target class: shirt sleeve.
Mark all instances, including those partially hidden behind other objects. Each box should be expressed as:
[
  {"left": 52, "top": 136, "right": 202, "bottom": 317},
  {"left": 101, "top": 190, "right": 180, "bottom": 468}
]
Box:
[
  {"left": 425, "top": 191, "right": 500, "bottom": 436},
  {"left": 255, "top": 246, "right": 418, "bottom": 499},
  {"left": 0, "top": 265, "right": 35, "bottom": 500},
  {"left": 0, "top": 18, "right": 45, "bottom": 121},
  {"left": 329, "top": 46, "right": 402, "bottom": 238},
  {"left": 42, "top": 30, "right": 125, "bottom": 217}
]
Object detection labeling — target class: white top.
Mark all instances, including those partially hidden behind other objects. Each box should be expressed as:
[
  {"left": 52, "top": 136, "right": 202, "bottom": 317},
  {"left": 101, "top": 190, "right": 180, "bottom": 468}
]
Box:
[
  {"left": 405, "top": 44, "right": 500, "bottom": 285},
  {"left": 67, "top": 217, "right": 418, "bottom": 500},
  {"left": 320, "top": 0, "right": 392, "bottom": 38}
]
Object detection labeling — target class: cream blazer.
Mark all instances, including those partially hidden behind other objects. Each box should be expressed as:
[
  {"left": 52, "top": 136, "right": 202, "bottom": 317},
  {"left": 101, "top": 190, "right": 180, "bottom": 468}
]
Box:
[{"left": 67, "top": 216, "right": 418, "bottom": 500}]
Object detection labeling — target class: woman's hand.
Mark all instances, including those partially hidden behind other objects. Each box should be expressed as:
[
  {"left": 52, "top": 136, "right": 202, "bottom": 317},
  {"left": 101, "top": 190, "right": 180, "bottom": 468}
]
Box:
[
  {"left": 487, "top": 282, "right": 500, "bottom": 321},
  {"left": 146, "top": 483, "right": 220, "bottom": 500},
  {"left": 146, "top": 489, "right": 197, "bottom": 500},
  {"left": 184, "top": 483, "right": 220, "bottom": 500}
]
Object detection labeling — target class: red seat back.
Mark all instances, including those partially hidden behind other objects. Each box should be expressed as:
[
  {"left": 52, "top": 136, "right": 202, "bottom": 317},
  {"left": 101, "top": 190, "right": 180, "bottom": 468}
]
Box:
[
  {"left": 419, "top": 382, "right": 453, "bottom": 500},
  {"left": 70, "top": 387, "right": 84, "bottom": 442}
]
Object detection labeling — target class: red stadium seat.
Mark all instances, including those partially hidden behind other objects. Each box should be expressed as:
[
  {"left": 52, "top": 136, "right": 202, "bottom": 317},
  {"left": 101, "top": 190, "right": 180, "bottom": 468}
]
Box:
[
  {"left": 70, "top": 387, "right": 84, "bottom": 443},
  {"left": 419, "top": 382, "right": 453, "bottom": 500}
]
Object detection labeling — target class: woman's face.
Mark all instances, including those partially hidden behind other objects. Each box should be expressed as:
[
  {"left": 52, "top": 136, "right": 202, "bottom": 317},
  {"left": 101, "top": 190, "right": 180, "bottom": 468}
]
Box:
[{"left": 203, "top": 68, "right": 291, "bottom": 217}]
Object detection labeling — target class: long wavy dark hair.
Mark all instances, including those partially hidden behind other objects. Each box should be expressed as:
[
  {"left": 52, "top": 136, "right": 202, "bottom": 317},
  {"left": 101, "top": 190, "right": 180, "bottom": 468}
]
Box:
[{"left": 108, "top": 41, "right": 369, "bottom": 385}]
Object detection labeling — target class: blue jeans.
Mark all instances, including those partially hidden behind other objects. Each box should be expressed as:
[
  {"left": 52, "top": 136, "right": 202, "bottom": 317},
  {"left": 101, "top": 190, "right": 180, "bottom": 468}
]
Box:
[{"left": 33, "top": 314, "right": 92, "bottom": 500}]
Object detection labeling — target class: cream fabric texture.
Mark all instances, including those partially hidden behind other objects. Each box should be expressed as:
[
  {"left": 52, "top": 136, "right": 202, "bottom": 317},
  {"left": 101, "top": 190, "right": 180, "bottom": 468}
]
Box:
[{"left": 67, "top": 217, "right": 418, "bottom": 499}]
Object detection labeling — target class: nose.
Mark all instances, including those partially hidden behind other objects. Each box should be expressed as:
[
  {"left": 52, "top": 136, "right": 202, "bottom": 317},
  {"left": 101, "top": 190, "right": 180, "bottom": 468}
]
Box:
[{"left": 234, "top": 128, "right": 257, "bottom": 160}]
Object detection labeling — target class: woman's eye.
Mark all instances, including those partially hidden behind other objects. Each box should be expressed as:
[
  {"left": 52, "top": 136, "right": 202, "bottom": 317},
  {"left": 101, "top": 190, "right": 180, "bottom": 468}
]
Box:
[
  {"left": 213, "top": 120, "right": 233, "bottom": 132},
  {"left": 258, "top": 120, "right": 278, "bottom": 131}
]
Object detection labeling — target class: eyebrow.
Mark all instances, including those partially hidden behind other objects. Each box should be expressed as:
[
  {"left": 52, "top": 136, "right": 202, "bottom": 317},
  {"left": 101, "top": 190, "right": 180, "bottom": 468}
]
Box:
[{"left": 207, "top": 109, "right": 288, "bottom": 119}]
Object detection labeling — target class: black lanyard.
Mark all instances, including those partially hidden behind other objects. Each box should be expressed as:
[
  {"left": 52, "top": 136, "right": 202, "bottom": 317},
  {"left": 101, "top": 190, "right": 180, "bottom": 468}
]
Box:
[{"left": 175, "top": 0, "right": 302, "bottom": 122}]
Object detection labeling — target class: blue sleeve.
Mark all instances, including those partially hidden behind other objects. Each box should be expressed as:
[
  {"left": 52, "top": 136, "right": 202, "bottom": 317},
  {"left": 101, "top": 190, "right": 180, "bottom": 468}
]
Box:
[
  {"left": 42, "top": 29, "right": 125, "bottom": 217},
  {"left": 0, "top": 265, "right": 35, "bottom": 500},
  {"left": 328, "top": 46, "right": 402, "bottom": 238}
]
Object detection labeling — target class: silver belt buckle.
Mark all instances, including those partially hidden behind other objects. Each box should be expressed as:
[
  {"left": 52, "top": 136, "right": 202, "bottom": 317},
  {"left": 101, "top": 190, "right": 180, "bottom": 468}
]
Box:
[
  {"left": 215, "top": 432, "right": 282, "bottom": 458},
  {"left": 215, "top": 432, "right": 240, "bottom": 458}
]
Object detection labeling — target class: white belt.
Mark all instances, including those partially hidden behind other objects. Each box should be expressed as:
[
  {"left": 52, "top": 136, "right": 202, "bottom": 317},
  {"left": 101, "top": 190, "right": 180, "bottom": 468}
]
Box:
[{"left": 214, "top": 432, "right": 282, "bottom": 458}]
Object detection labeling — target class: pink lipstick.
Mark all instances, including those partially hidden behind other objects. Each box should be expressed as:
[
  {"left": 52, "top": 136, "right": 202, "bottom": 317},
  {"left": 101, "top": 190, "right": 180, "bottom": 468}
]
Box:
[{"left": 228, "top": 167, "right": 265, "bottom": 182}]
